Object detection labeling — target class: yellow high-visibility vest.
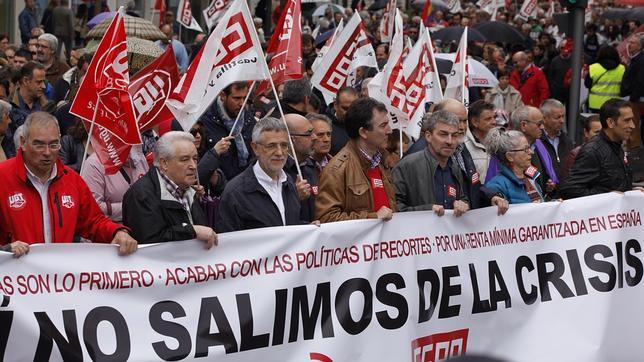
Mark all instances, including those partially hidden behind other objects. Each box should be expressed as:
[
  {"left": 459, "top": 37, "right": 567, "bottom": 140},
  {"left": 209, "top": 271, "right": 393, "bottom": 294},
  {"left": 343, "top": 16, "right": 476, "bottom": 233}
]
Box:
[{"left": 588, "top": 63, "right": 625, "bottom": 110}]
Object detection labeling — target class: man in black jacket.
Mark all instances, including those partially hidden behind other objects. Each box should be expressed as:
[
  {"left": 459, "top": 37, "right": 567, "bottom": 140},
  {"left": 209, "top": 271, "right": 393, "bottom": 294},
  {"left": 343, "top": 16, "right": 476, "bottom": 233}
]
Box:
[
  {"left": 539, "top": 99, "right": 574, "bottom": 179},
  {"left": 123, "top": 131, "right": 218, "bottom": 247},
  {"left": 178, "top": 81, "right": 255, "bottom": 181},
  {"left": 217, "top": 117, "right": 304, "bottom": 232},
  {"left": 283, "top": 113, "right": 317, "bottom": 223},
  {"left": 560, "top": 99, "right": 640, "bottom": 199},
  {"left": 328, "top": 86, "right": 358, "bottom": 155}
]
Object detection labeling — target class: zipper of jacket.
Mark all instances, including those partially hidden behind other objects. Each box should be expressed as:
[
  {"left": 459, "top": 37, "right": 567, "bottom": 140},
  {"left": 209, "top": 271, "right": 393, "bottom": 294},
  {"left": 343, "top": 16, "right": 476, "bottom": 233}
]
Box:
[{"left": 53, "top": 192, "right": 63, "bottom": 228}]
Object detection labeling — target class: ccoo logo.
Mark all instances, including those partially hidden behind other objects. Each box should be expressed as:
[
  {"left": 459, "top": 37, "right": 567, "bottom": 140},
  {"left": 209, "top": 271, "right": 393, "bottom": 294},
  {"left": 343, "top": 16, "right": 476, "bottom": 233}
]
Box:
[{"left": 411, "top": 328, "right": 469, "bottom": 362}]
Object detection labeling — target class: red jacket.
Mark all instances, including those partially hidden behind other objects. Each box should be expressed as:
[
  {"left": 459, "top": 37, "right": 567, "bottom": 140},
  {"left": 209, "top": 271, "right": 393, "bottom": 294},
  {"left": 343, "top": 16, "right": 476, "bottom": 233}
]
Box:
[
  {"left": 509, "top": 64, "right": 551, "bottom": 107},
  {"left": 0, "top": 150, "right": 124, "bottom": 245}
]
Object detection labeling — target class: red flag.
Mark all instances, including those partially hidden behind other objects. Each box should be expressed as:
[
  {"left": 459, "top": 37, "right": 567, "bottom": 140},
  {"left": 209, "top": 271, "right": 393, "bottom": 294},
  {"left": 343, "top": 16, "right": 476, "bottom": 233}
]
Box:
[
  {"left": 255, "top": 0, "right": 303, "bottom": 95},
  {"left": 70, "top": 10, "right": 141, "bottom": 145},
  {"left": 129, "top": 45, "right": 180, "bottom": 132},
  {"left": 83, "top": 121, "right": 132, "bottom": 175},
  {"left": 421, "top": 0, "right": 432, "bottom": 24},
  {"left": 155, "top": 0, "right": 166, "bottom": 25}
]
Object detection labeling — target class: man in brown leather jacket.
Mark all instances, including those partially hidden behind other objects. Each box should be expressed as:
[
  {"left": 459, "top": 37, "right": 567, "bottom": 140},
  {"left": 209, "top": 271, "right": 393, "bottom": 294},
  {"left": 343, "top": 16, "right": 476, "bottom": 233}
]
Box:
[{"left": 315, "top": 98, "right": 396, "bottom": 223}]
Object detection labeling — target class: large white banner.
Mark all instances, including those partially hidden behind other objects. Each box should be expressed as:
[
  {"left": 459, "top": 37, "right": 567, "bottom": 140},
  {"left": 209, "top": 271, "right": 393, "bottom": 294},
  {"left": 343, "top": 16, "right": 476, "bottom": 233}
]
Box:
[{"left": 1, "top": 192, "right": 643, "bottom": 361}]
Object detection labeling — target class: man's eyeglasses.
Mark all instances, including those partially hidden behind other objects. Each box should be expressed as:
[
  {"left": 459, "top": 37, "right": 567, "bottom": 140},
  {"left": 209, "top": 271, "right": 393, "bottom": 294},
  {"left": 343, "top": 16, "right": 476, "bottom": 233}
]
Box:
[
  {"left": 257, "top": 142, "right": 289, "bottom": 151},
  {"left": 508, "top": 146, "right": 532, "bottom": 154},
  {"left": 523, "top": 119, "right": 544, "bottom": 127},
  {"left": 290, "top": 130, "right": 313, "bottom": 137},
  {"left": 31, "top": 141, "right": 61, "bottom": 151}
]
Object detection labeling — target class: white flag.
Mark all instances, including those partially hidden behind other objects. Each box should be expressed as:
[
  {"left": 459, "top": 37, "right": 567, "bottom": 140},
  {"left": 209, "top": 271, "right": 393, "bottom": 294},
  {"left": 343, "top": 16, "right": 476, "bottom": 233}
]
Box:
[
  {"left": 402, "top": 26, "right": 442, "bottom": 139},
  {"left": 203, "top": 0, "right": 232, "bottom": 31},
  {"left": 545, "top": 1, "right": 555, "bottom": 19},
  {"left": 167, "top": 0, "right": 269, "bottom": 130},
  {"left": 311, "top": 13, "right": 376, "bottom": 105},
  {"left": 379, "top": 0, "right": 396, "bottom": 43},
  {"left": 368, "top": 72, "right": 408, "bottom": 137},
  {"left": 518, "top": 0, "right": 538, "bottom": 20},
  {"left": 312, "top": 20, "right": 343, "bottom": 74},
  {"left": 444, "top": 27, "right": 469, "bottom": 107},
  {"left": 369, "top": 10, "right": 408, "bottom": 135},
  {"left": 346, "top": 24, "right": 378, "bottom": 86},
  {"left": 446, "top": 0, "right": 463, "bottom": 13},
  {"left": 380, "top": 9, "right": 407, "bottom": 123}
]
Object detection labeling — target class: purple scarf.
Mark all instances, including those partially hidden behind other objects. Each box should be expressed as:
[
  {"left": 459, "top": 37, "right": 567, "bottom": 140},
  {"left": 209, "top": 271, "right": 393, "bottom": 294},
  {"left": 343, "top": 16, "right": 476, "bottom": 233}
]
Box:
[{"left": 485, "top": 139, "right": 559, "bottom": 184}]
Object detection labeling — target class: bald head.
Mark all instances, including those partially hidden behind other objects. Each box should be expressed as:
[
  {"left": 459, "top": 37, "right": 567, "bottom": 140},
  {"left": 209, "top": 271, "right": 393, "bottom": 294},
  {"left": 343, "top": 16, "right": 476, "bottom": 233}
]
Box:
[
  {"left": 160, "top": 24, "right": 173, "bottom": 42},
  {"left": 284, "top": 113, "right": 314, "bottom": 160},
  {"left": 435, "top": 98, "right": 468, "bottom": 122},
  {"left": 512, "top": 51, "right": 529, "bottom": 72},
  {"left": 285, "top": 114, "right": 310, "bottom": 132}
]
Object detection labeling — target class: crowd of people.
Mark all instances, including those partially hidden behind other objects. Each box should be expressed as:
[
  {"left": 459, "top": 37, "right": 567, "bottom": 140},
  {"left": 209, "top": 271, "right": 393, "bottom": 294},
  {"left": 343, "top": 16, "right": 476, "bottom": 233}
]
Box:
[{"left": 0, "top": 0, "right": 643, "bottom": 257}]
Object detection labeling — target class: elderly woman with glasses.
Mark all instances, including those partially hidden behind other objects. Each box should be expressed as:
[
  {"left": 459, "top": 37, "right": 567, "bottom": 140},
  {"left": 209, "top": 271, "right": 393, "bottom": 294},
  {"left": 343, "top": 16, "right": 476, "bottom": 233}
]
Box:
[{"left": 483, "top": 127, "right": 544, "bottom": 204}]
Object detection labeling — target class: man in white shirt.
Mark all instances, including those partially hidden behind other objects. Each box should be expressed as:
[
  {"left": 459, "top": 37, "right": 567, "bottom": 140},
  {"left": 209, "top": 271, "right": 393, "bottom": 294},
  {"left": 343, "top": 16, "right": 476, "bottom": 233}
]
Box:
[{"left": 217, "top": 117, "right": 304, "bottom": 232}]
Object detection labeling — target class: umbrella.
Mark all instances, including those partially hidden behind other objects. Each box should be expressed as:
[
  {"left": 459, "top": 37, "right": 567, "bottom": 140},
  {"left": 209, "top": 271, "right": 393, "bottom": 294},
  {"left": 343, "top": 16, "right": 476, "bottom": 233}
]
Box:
[
  {"left": 87, "top": 11, "right": 116, "bottom": 29},
  {"left": 368, "top": 0, "right": 388, "bottom": 10},
  {"left": 431, "top": 26, "right": 487, "bottom": 43},
  {"left": 473, "top": 21, "right": 525, "bottom": 44},
  {"left": 600, "top": 8, "right": 631, "bottom": 20},
  {"left": 86, "top": 15, "right": 166, "bottom": 41},
  {"left": 409, "top": 0, "right": 450, "bottom": 12},
  {"left": 315, "top": 28, "right": 336, "bottom": 45},
  {"left": 625, "top": 8, "right": 644, "bottom": 22},
  {"left": 85, "top": 37, "right": 163, "bottom": 74},
  {"left": 434, "top": 53, "right": 499, "bottom": 88},
  {"left": 312, "top": 3, "right": 344, "bottom": 18}
]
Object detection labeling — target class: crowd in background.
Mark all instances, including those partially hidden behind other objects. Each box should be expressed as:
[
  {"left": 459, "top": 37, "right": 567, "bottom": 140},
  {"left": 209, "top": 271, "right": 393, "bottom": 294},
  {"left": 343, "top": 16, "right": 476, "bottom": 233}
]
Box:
[{"left": 0, "top": 0, "right": 643, "bottom": 256}]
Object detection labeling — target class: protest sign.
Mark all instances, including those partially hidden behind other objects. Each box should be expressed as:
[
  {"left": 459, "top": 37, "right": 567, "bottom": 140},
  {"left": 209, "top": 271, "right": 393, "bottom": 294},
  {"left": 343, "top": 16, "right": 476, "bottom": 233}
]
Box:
[{"left": 1, "top": 192, "right": 642, "bottom": 361}]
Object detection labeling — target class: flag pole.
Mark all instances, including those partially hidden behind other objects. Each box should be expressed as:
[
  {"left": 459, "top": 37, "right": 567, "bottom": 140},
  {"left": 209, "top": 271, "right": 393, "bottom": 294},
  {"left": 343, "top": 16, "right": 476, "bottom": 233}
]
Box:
[
  {"left": 79, "top": 95, "right": 101, "bottom": 175},
  {"left": 268, "top": 76, "right": 303, "bottom": 180},
  {"left": 399, "top": 123, "right": 404, "bottom": 160},
  {"left": 228, "top": 81, "right": 256, "bottom": 137}
]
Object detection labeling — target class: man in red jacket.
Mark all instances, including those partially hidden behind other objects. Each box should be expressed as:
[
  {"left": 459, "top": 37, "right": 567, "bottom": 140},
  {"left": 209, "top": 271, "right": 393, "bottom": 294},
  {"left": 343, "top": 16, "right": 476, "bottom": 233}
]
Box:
[
  {"left": 0, "top": 112, "right": 138, "bottom": 257},
  {"left": 510, "top": 51, "right": 550, "bottom": 107}
]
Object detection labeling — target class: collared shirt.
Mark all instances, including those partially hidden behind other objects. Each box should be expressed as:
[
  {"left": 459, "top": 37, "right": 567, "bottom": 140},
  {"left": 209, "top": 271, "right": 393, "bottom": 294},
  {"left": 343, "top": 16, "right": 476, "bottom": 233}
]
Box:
[
  {"left": 545, "top": 131, "right": 561, "bottom": 159},
  {"left": 25, "top": 165, "right": 57, "bottom": 243},
  {"left": 17, "top": 93, "right": 42, "bottom": 113},
  {"left": 358, "top": 147, "right": 382, "bottom": 169},
  {"left": 433, "top": 159, "right": 456, "bottom": 209},
  {"left": 157, "top": 169, "right": 195, "bottom": 222},
  {"left": 253, "top": 162, "right": 287, "bottom": 225},
  {"left": 312, "top": 154, "right": 331, "bottom": 172}
]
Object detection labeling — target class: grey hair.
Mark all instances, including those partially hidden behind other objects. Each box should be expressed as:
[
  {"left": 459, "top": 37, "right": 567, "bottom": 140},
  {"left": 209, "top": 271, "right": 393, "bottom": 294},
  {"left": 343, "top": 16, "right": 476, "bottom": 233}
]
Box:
[
  {"left": 23, "top": 112, "right": 59, "bottom": 139},
  {"left": 38, "top": 33, "right": 58, "bottom": 52},
  {"left": 252, "top": 117, "right": 287, "bottom": 143},
  {"left": 153, "top": 131, "right": 195, "bottom": 167},
  {"left": 421, "top": 110, "right": 460, "bottom": 133},
  {"left": 282, "top": 77, "right": 312, "bottom": 104},
  {"left": 0, "top": 99, "right": 11, "bottom": 119},
  {"left": 13, "top": 125, "right": 25, "bottom": 149},
  {"left": 539, "top": 99, "right": 564, "bottom": 117},
  {"left": 306, "top": 112, "right": 332, "bottom": 126},
  {"left": 510, "top": 106, "right": 532, "bottom": 130},
  {"left": 484, "top": 127, "right": 525, "bottom": 165}
]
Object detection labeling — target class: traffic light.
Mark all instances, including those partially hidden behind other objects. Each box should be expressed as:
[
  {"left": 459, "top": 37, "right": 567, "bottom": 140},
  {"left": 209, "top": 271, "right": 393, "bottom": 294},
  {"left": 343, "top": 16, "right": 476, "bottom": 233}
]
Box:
[{"left": 562, "top": 0, "right": 588, "bottom": 10}]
